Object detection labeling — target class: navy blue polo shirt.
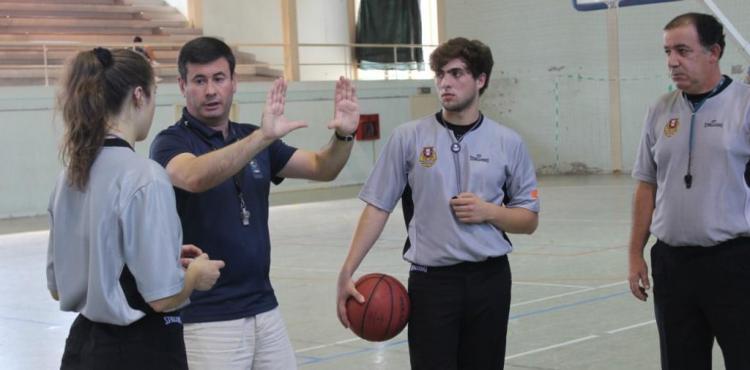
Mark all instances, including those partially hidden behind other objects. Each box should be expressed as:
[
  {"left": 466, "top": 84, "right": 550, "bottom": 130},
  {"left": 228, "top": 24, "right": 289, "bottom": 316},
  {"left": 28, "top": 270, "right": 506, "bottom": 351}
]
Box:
[{"left": 149, "top": 109, "right": 297, "bottom": 323}]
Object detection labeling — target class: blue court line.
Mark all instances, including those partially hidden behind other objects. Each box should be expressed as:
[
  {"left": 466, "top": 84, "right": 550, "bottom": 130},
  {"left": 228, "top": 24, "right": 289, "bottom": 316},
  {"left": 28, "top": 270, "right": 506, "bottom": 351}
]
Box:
[
  {"left": 509, "top": 290, "right": 630, "bottom": 320},
  {"left": 298, "top": 289, "right": 631, "bottom": 367}
]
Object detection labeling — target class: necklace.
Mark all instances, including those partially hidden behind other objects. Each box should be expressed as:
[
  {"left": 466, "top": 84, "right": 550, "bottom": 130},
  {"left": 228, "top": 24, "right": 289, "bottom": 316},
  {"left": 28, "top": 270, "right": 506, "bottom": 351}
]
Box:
[{"left": 436, "top": 113, "right": 484, "bottom": 153}]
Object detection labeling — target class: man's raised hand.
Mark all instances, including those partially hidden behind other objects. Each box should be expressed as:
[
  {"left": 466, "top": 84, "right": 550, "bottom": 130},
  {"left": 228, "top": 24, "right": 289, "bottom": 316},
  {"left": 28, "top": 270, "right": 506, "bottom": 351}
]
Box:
[{"left": 260, "top": 78, "right": 307, "bottom": 140}]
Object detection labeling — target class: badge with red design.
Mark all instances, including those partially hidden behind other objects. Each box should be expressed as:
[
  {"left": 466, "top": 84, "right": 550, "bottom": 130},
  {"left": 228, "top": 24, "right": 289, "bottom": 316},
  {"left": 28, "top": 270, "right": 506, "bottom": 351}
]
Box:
[
  {"left": 663, "top": 118, "right": 679, "bottom": 137},
  {"left": 419, "top": 146, "right": 437, "bottom": 168}
]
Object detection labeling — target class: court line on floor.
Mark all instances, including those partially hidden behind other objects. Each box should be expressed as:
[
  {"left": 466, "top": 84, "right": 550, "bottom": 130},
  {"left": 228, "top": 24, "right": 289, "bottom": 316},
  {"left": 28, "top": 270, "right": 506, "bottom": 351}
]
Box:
[
  {"left": 511, "top": 280, "right": 625, "bottom": 307},
  {"left": 297, "top": 286, "right": 633, "bottom": 366},
  {"left": 505, "top": 335, "right": 599, "bottom": 360},
  {"left": 513, "top": 281, "right": 592, "bottom": 289},
  {"left": 0, "top": 315, "right": 61, "bottom": 326},
  {"left": 505, "top": 319, "right": 656, "bottom": 360},
  {"left": 299, "top": 316, "right": 655, "bottom": 365},
  {"left": 513, "top": 244, "right": 627, "bottom": 257},
  {"left": 296, "top": 337, "right": 362, "bottom": 353},
  {"left": 606, "top": 319, "right": 655, "bottom": 334},
  {"left": 298, "top": 339, "right": 408, "bottom": 365},
  {"left": 294, "top": 281, "right": 627, "bottom": 356}
]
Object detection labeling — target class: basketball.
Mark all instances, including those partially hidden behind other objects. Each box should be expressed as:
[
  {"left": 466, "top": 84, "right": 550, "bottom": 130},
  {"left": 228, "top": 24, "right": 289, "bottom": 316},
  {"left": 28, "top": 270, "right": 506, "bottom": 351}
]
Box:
[{"left": 346, "top": 273, "right": 410, "bottom": 342}]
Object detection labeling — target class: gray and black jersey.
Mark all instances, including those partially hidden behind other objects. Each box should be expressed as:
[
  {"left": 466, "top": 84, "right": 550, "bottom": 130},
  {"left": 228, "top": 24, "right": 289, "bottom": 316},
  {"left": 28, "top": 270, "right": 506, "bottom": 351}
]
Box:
[
  {"left": 633, "top": 78, "right": 750, "bottom": 246},
  {"left": 360, "top": 113, "right": 540, "bottom": 267},
  {"left": 46, "top": 145, "right": 185, "bottom": 325}
]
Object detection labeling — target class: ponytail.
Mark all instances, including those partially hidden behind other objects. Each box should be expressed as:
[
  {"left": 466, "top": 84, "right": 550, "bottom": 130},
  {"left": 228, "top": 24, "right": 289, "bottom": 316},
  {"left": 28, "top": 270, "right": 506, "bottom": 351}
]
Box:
[{"left": 58, "top": 48, "right": 153, "bottom": 190}]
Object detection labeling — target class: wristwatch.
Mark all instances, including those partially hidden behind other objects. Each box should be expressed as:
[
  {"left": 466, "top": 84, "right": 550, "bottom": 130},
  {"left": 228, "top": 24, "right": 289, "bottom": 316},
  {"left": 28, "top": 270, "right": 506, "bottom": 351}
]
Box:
[{"left": 334, "top": 130, "right": 356, "bottom": 142}]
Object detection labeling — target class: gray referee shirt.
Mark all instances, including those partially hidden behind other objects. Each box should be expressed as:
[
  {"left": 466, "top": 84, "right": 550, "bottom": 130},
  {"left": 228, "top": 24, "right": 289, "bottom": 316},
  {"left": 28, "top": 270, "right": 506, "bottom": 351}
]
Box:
[
  {"left": 46, "top": 147, "right": 185, "bottom": 325},
  {"left": 633, "top": 79, "right": 750, "bottom": 247},
  {"left": 360, "top": 114, "right": 540, "bottom": 267}
]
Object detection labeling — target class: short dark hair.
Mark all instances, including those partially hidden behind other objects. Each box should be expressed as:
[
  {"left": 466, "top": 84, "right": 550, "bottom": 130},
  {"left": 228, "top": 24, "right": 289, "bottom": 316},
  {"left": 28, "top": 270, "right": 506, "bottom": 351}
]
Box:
[
  {"left": 430, "top": 37, "right": 494, "bottom": 95},
  {"left": 178, "top": 36, "right": 236, "bottom": 80},
  {"left": 664, "top": 12, "right": 725, "bottom": 59},
  {"left": 133, "top": 36, "right": 143, "bottom": 43}
]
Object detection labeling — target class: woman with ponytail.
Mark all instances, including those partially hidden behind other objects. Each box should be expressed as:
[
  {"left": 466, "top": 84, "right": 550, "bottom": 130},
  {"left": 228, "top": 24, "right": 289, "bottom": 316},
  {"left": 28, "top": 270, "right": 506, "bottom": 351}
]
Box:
[{"left": 46, "top": 47, "right": 225, "bottom": 370}]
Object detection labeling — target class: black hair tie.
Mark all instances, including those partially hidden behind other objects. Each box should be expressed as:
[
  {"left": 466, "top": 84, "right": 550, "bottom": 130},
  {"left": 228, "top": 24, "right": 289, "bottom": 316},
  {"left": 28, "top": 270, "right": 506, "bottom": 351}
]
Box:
[{"left": 93, "top": 47, "right": 113, "bottom": 68}]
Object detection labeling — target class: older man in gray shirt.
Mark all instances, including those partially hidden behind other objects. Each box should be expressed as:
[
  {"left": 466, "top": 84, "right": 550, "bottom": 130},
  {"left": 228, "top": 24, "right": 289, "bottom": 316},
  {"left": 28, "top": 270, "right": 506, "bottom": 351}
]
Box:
[{"left": 628, "top": 12, "right": 750, "bottom": 370}]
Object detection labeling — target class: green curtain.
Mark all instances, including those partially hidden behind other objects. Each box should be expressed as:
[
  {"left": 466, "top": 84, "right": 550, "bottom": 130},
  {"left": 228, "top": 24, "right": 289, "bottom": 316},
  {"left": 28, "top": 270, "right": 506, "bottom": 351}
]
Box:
[{"left": 355, "top": 0, "right": 423, "bottom": 69}]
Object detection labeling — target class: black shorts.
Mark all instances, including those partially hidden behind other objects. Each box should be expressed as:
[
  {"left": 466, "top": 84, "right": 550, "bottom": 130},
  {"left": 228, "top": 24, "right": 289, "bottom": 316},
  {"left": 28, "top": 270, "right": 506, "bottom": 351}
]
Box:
[{"left": 61, "top": 312, "right": 187, "bottom": 370}]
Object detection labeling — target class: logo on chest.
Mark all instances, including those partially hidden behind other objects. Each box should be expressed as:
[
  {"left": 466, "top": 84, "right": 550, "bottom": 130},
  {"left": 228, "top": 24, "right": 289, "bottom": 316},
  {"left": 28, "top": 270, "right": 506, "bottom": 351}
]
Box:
[
  {"left": 663, "top": 118, "right": 679, "bottom": 138},
  {"left": 469, "top": 153, "right": 490, "bottom": 163},
  {"left": 419, "top": 146, "right": 437, "bottom": 168},
  {"left": 248, "top": 159, "right": 263, "bottom": 179},
  {"left": 704, "top": 119, "right": 723, "bottom": 128}
]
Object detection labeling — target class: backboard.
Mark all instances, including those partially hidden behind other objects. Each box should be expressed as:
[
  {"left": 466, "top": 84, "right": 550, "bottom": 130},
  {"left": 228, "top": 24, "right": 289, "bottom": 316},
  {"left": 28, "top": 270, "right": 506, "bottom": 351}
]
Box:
[{"left": 572, "top": 0, "right": 681, "bottom": 12}]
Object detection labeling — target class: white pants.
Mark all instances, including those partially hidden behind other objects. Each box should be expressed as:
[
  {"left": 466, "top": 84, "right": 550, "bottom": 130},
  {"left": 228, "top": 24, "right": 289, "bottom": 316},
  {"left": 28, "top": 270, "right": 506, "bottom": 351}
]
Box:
[{"left": 183, "top": 307, "right": 297, "bottom": 370}]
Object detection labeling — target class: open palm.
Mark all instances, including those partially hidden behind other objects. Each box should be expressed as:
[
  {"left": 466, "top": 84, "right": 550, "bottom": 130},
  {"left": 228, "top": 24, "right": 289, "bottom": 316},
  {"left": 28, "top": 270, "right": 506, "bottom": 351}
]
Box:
[
  {"left": 261, "top": 78, "right": 307, "bottom": 140},
  {"left": 328, "top": 77, "right": 359, "bottom": 135}
]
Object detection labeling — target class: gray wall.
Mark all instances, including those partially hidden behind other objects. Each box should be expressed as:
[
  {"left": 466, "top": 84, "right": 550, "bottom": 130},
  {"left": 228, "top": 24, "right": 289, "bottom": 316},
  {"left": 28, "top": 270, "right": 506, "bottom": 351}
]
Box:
[{"left": 0, "top": 80, "right": 434, "bottom": 219}]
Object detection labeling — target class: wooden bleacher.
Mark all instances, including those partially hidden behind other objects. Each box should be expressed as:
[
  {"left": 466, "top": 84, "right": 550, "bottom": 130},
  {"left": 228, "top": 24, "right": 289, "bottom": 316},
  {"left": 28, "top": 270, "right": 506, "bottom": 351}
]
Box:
[{"left": 0, "top": 0, "right": 282, "bottom": 86}]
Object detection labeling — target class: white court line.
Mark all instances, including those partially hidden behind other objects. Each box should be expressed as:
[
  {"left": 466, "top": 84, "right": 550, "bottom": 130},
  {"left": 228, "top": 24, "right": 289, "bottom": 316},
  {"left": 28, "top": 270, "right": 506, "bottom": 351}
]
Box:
[
  {"left": 0, "top": 229, "right": 48, "bottom": 243},
  {"left": 505, "top": 335, "right": 599, "bottom": 360},
  {"left": 295, "top": 337, "right": 362, "bottom": 353},
  {"left": 511, "top": 287, "right": 595, "bottom": 307},
  {"left": 511, "top": 280, "right": 626, "bottom": 308},
  {"left": 606, "top": 320, "right": 655, "bottom": 334},
  {"left": 513, "top": 281, "right": 592, "bottom": 289},
  {"left": 596, "top": 280, "right": 628, "bottom": 289}
]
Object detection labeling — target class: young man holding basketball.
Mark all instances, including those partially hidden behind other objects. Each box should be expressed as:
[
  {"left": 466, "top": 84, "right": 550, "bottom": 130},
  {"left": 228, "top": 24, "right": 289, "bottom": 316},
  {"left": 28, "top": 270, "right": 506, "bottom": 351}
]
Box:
[
  {"left": 628, "top": 13, "right": 750, "bottom": 369},
  {"left": 337, "top": 37, "right": 539, "bottom": 370}
]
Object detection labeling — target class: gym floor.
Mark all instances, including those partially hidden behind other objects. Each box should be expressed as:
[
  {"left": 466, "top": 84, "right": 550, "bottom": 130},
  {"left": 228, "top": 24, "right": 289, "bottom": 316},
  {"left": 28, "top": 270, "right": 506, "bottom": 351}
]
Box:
[{"left": 0, "top": 174, "right": 727, "bottom": 369}]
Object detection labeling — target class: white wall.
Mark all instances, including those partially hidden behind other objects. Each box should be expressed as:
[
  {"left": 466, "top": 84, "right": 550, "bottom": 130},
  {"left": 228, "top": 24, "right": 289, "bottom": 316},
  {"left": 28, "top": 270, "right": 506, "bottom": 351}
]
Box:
[
  {"left": 444, "top": 0, "right": 750, "bottom": 174},
  {"left": 201, "top": 1, "right": 284, "bottom": 68},
  {"left": 0, "top": 80, "right": 433, "bottom": 219},
  {"left": 200, "top": 0, "right": 354, "bottom": 79},
  {"left": 5, "top": 0, "right": 750, "bottom": 218}
]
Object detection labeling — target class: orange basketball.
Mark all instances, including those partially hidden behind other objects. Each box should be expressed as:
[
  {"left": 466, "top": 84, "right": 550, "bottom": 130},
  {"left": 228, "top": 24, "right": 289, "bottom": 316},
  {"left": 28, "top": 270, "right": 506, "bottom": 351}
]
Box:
[{"left": 346, "top": 273, "right": 410, "bottom": 342}]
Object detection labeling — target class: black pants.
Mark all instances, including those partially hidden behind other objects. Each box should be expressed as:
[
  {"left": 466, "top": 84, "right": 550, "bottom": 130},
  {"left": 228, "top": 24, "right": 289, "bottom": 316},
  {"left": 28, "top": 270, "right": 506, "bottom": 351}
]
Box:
[
  {"left": 651, "top": 238, "right": 750, "bottom": 370},
  {"left": 408, "top": 255, "right": 511, "bottom": 370},
  {"left": 61, "top": 313, "right": 187, "bottom": 370}
]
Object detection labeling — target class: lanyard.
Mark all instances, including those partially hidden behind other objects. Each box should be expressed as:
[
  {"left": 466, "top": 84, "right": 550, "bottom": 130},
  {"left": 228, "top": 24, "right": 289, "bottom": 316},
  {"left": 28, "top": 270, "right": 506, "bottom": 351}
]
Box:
[
  {"left": 436, "top": 112, "right": 483, "bottom": 195},
  {"left": 182, "top": 119, "right": 251, "bottom": 226},
  {"left": 684, "top": 76, "right": 726, "bottom": 189}
]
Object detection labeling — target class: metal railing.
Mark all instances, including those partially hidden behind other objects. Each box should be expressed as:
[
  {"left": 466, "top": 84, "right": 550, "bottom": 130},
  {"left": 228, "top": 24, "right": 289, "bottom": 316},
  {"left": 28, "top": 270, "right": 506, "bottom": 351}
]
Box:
[{"left": 0, "top": 40, "right": 438, "bottom": 86}]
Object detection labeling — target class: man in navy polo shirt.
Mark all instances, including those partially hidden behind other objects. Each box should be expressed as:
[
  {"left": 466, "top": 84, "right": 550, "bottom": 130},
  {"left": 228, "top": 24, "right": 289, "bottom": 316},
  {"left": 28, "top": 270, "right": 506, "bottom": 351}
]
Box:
[{"left": 150, "top": 37, "right": 359, "bottom": 370}]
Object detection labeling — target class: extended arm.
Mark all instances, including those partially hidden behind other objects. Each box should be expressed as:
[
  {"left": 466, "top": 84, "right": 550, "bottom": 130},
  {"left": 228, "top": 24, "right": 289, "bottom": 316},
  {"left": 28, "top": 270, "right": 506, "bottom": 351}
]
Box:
[
  {"left": 628, "top": 181, "right": 656, "bottom": 301},
  {"left": 166, "top": 78, "right": 307, "bottom": 193},
  {"left": 336, "top": 204, "right": 390, "bottom": 327},
  {"left": 278, "top": 77, "right": 359, "bottom": 181}
]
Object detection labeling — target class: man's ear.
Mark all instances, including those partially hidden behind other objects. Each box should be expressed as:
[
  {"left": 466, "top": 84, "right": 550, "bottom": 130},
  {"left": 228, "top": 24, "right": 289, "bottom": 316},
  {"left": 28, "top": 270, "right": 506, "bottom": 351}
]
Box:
[
  {"left": 178, "top": 77, "right": 187, "bottom": 96},
  {"left": 709, "top": 44, "right": 721, "bottom": 63},
  {"left": 476, "top": 73, "right": 487, "bottom": 91}
]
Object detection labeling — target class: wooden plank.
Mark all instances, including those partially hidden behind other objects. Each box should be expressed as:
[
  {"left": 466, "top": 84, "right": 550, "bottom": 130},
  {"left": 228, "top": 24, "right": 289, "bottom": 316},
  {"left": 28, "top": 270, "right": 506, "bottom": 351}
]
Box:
[{"left": 280, "top": 0, "right": 299, "bottom": 81}]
